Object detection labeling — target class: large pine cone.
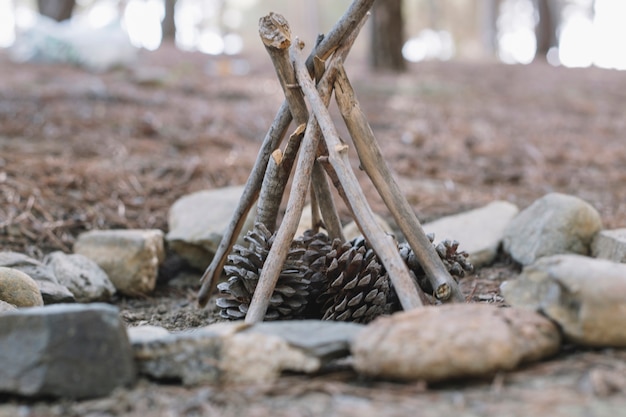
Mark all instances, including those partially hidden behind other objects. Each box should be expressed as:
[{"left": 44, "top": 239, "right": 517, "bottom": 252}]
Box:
[
  {"left": 314, "top": 237, "right": 391, "bottom": 324},
  {"left": 216, "top": 223, "right": 312, "bottom": 320}
]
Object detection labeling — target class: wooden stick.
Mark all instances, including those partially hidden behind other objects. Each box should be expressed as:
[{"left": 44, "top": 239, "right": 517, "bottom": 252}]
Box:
[
  {"left": 333, "top": 65, "right": 464, "bottom": 302},
  {"left": 256, "top": 124, "right": 306, "bottom": 231},
  {"left": 197, "top": 101, "right": 290, "bottom": 307},
  {"left": 291, "top": 44, "right": 424, "bottom": 311},
  {"left": 311, "top": 161, "right": 345, "bottom": 241},
  {"left": 197, "top": 0, "right": 375, "bottom": 307}
]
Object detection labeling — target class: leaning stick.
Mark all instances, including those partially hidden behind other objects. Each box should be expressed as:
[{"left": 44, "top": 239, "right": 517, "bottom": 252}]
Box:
[
  {"left": 256, "top": 124, "right": 305, "bottom": 231},
  {"left": 334, "top": 65, "right": 464, "bottom": 302},
  {"left": 197, "top": 0, "right": 376, "bottom": 307},
  {"left": 291, "top": 45, "right": 424, "bottom": 311}
]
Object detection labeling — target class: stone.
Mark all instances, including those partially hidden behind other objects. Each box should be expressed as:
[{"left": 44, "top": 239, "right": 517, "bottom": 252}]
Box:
[
  {"left": 422, "top": 201, "right": 519, "bottom": 267},
  {"left": 242, "top": 320, "right": 364, "bottom": 361},
  {"left": 166, "top": 186, "right": 257, "bottom": 269},
  {"left": 592, "top": 228, "right": 626, "bottom": 263},
  {"left": 352, "top": 304, "right": 560, "bottom": 382},
  {"left": 502, "top": 193, "right": 602, "bottom": 265},
  {"left": 501, "top": 254, "right": 626, "bottom": 347},
  {"left": 343, "top": 214, "right": 393, "bottom": 242},
  {"left": 128, "top": 320, "right": 359, "bottom": 386},
  {"left": 0, "top": 252, "right": 74, "bottom": 304},
  {"left": 0, "top": 300, "right": 17, "bottom": 313},
  {"left": 0, "top": 303, "right": 136, "bottom": 399},
  {"left": 74, "top": 229, "right": 164, "bottom": 296},
  {"left": 44, "top": 251, "right": 116, "bottom": 302},
  {"left": 0, "top": 267, "right": 44, "bottom": 307}
]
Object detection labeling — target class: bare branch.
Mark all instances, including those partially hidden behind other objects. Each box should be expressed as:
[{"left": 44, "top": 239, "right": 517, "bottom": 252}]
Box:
[{"left": 333, "top": 65, "right": 464, "bottom": 302}]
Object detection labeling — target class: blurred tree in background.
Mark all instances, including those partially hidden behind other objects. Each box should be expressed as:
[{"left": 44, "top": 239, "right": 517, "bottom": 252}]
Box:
[
  {"left": 37, "top": 0, "right": 76, "bottom": 22},
  {"left": 370, "top": 0, "right": 407, "bottom": 72}
]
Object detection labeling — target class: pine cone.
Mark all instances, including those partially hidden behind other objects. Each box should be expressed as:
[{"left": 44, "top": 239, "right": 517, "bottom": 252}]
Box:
[
  {"left": 216, "top": 223, "right": 311, "bottom": 321},
  {"left": 315, "top": 237, "right": 391, "bottom": 324},
  {"left": 399, "top": 234, "right": 473, "bottom": 296}
]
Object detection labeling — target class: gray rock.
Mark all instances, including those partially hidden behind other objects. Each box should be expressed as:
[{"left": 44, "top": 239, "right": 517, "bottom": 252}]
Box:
[
  {"left": 74, "top": 229, "right": 164, "bottom": 296},
  {"left": 242, "top": 320, "right": 364, "bottom": 361},
  {"left": 501, "top": 254, "right": 626, "bottom": 347},
  {"left": 0, "top": 303, "right": 136, "bottom": 399},
  {"left": 423, "top": 201, "right": 519, "bottom": 267},
  {"left": 0, "top": 300, "right": 17, "bottom": 313},
  {"left": 128, "top": 320, "right": 358, "bottom": 386},
  {"left": 352, "top": 304, "right": 560, "bottom": 382},
  {"left": 0, "top": 252, "right": 74, "bottom": 304},
  {"left": 592, "top": 228, "right": 626, "bottom": 263},
  {"left": 502, "top": 193, "right": 602, "bottom": 265},
  {"left": 342, "top": 214, "right": 393, "bottom": 242},
  {"left": 44, "top": 251, "right": 116, "bottom": 302},
  {"left": 166, "top": 186, "right": 256, "bottom": 270},
  {"left": 0, "top": 267, "right": 44, "bottom": 307}
]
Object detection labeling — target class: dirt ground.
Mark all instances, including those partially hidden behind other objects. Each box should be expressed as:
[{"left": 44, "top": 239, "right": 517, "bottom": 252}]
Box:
[{"left": 1, "top": 43, "right": 626, "bottom": 415}]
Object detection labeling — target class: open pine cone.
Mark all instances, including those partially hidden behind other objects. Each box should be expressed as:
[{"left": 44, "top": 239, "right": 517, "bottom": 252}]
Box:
[
  {"left": 398, "top": 234, "right": 474, "bottom": 296},
  {"left": 216, "top": 222, "right": 312, "bottom": 320},
  {"left": 314, "top": 237, "right": 391, "bottom": 324}
]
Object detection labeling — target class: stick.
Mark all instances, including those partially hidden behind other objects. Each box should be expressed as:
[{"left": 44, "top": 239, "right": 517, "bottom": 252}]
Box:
[
  {"left": 197, "top": 0, "right": 375, "bottom": 307},
  {"left": 333, "top": 65, "right": 464, "bottom": 302},
  {"left": 311, "top": 161, "right": 345, "bottom": 241},
  {"left": 197, "top": 101, "right": 290, "bottom": 307},
  {"left": 291, "top": 45, "right": 424, "bottom": 311},
  {"left": 256, "top": 124, "right": 306, "bottom": 231}
]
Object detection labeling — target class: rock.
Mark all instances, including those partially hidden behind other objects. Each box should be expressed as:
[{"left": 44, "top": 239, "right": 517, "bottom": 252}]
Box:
[
  {"left": 343, "top": 214, "right": 393, "bottom": 242},
  {"left": 501, "top": 254, "right": 626, "bottom": 347},
  {"left": 74, "top": 229, "right": 164, "bottom": 296},
  {"left": 0, "top": 252, "right": 74, "bottom": 304},
  {"left": 44, "top": 252, "right": 116, "bottom": 302},
  {"left": 128, "top": 320, "right": 359, "bottom": 386},
  {"left": 0, "top": 267, "right": 44, "bottom": 307},
  {"left": 0, "top": 300, "right": 17, "bottom": 313},
  {"left": 422, "top": 201, "right": 519, "bottom": 267},
  {"left": 352, "top": 304, "right": 560, "bottom": 382},
  {"left": 0, "top": 303, "right": 136, "bottom": 399},
  {"left": 166, "top": 186, "right": 257, "bottom": 269},
  {"left": 502, "top": 193, "right": 602, "bottom": 265},
  {"left": 592, "top": 228, "right": 626, "bottom": 263},
  {"left": 242, "top": 320, "right": 364, "bottom": 361}
]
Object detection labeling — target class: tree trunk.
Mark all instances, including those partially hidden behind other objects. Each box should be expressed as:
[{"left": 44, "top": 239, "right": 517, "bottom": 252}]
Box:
[
  {"left": 37, "top": 0, "right": 75, "bottom": 22},
  {"left": 162, "top": 0, "right": 177, "bottom": 40},
  {"left": 534, "top": 0, "right": 558, "bottom": 61},
  {"left": 369, "top": 0, "right": 406, "bottom": 72},
  {"left": 481, "top": 0, "right": 500, "bottom": 57}
]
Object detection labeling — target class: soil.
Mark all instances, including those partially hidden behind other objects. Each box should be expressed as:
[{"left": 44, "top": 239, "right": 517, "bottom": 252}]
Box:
[{"left": 1, "top": 43, "right": 625, "bottom": 416}]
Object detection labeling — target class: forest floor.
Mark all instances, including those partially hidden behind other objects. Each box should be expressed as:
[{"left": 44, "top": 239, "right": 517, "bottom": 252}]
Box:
[{"left": 1, "top": 43, "right": 626, "bottom": 416}]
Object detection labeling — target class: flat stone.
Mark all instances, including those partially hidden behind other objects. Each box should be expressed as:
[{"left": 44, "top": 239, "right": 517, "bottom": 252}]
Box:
[
  {"left": 502, "top": 193, "right": 602, "bottom": 265},
  {"left": 0, "top": 252, "right": 74, "bottom": 304},
  {"left": 0, "top": 303, "right": 136, "bottom": 399},
  {"left": 128, "top": 320, "right": 358, "bottom": 386},
  {"left": 501, "top": 254, "right": 626, "bottom": 347},
  {"left": 0, "top": 267, "right": 44, "bottom": 307},
  {"left": 343, "top": 214, "right": 393, "bottom": 242},
  {"left": 352, "top": 304, "right": 560, "bottom": 382},
  {"left": 44, "top": 251, "right": 116, "bottom": 302},
  {"left": 242, "top": 320, "right": 364, "bottom": 361},
  {"left": 422, "top": 201, "right": 519, "bottom": 267},
  {"left": 166, "top": 186, "right": 257, "bottom": 269},
  {"left": 74, "top": 229, "right": 164, "bottom": 296},
  {"left": 592, "top": 228, "right": 626, "bottom": 263}
]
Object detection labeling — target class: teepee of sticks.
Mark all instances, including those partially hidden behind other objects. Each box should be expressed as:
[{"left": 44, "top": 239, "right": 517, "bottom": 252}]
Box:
[{"left": 197, "top": 0, "right": 464, "bottom": 324}]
